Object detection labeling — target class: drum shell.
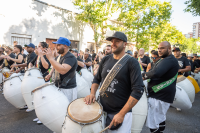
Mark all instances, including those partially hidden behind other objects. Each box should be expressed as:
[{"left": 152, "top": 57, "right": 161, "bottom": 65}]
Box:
[
  {"left": 0, "top": 72, "right": 3, "bottom": 84},
  {"left": 21, "top": 69, "right": 45, "bottom": 110},
  {"left": 33, "top": 84, "right": 69, "bottom": 133},
  {"left": 76, "top": 73, "right": 90, "bottom": 98},
  {"left": 131, "top": 91, "right": 148, "bottom": 133},
  {"left": 62, "top": 115, "right": 104, "bottom": 133},
  {"left": 3, "top": 74, "right": 26, "bottom": 108},
  {"left": 176, "top": 77, "right": 195, "bottom": 103},
  {"left": 81, "top": 69, "right": 94, "bottom": 87},
  {"left": 171, "top": 86, "right": 192, "bottom": 109},
  {"left": 193, "top": 73, "right": 200, "bottom": 91},
  {"left": 187, "top": 76, "right": 200, "bottom": 94}
]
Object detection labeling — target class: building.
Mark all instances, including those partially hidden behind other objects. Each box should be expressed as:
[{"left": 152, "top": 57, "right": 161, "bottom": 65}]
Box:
[
  {"left": 184, "top": 32, "right": 193, "bottom": 38},
  {"left": 193, "top": 22, "right": 200, "bottom": 38}
]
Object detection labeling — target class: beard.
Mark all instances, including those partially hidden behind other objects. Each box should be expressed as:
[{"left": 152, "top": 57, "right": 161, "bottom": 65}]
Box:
[
  {"left": 112, "top": 44, "right": 124, "bottom": 55},
  {"left": 58, "top": 47, "right": 64, "bottom": 54},
  {"left": 160, "top": 50, "right": 169, "bottom": 58},
  {"left": 105, "top": 51, "right": 112, "bottom": 55}
]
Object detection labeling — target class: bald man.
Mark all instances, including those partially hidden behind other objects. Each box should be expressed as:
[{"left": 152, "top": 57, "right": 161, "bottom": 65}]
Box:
[
  {"left": 138, "top": 48, "right": 150, "bottom": 72},
  {"left": 142, "top": 41, "right": 179, "bottom": 133}
]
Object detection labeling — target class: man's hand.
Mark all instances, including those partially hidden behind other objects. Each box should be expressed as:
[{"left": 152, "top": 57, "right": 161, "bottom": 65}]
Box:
[
  {"left": 6, "top": 56, "right": 11, "bottom": 60},
  {"left": 109, "top": 113, "right": 125, "bottom": 128},
  {"left": 45, "top": 74, "right": 51, "bottom": 81},
  {"left": 138, "top": 60, "right": 142, "bottom": 64},
  {"left": 84, "top": 94, "right": 96, "bottom": 105},
  {"left": 45, "top": 48, "right": 54, "bottom": 60},
  {"left": 11, "top": 64, "right": 18, "bottom": 68},
  {"left": 37, "top": 48, "right": 44, "bottom": 57},
  {"left": 15, "top": 68, "right": 21, "bottom": 73}
]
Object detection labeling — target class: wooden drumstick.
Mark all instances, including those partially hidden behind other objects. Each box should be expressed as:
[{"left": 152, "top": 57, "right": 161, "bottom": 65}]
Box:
[{"left": 99, "top": 126, "right": 109, "bottom": 133}]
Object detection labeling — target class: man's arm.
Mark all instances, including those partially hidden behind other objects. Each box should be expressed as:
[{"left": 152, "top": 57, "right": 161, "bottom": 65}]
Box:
[
  {"left": 146, "top": 63, "right": 151, "bottom": 72},
  {"left": 8, "top": 54, "right": 23, "bottom": 63},
  {"left": 178, "top": 66, "right": 191, "bottom": 73},
  {"left": 85, "top": 61, "right": 92, "bottom": 67}
]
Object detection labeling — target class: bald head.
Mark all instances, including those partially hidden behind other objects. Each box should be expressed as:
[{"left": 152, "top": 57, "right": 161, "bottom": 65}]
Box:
[
  {"left": 160, "top": 41, "right": 171, "bottom": 49},
  {"left": 139, "top": 48, "right": 145, "bottom": 56},
  {"left": 158, "top": 41, "right": 171, "bottom": 58}
]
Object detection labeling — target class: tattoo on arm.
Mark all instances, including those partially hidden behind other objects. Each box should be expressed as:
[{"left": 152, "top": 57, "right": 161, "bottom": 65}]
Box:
[{"left": 128, "top": 99, "right": 136, "bottom": 108}]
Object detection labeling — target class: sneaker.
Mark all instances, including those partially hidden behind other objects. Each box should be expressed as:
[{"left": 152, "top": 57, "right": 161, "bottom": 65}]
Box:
[
  {"left": 33, "top": 118, "right": 39, "bottom": 122},
  {"left": 26, "top": 108, "right": 33, "bottom": 112},
  {"left": 37, "top": 120, "right": 42, "bottom": 125},
  {"left": 176, "top": 108, "right": 181, "bottom": 112}
]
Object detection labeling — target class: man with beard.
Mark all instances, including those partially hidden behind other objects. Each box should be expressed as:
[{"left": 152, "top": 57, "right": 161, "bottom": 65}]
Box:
[
  {"left": 142, "top": 41, "right": 179, "bottom": 133},
  {"left": 45, "top": 37, "right": 77, "bottom": 103},
  {"left": 146, "top": 51, "right": 161, "bottom": 72},
  {"left": 71, "top": 49, "right": 84, "bottom": 73},
  {"left": 187, "top": 54, "right": 200, "bottom": 73},
  {"left": 0, "top": 46, "right": 15, "bottom": 70},
  {"left": 173, "top": 47, "right": 191, "bottom": 77},
  {"left": 84, "top": 31, "right": 144, "bottom": 133},
  {"left": 138, "top": 48, "right": 150, "bottom": 72},
  {"left": 133, "top": 51, "right": 138, "bottom": 59},
  {"left": 105, "top": 45, "right": 112, "bottom": 55}
]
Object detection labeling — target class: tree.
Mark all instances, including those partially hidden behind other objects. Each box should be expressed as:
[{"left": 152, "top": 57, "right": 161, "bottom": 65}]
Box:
[{"left": 184, "top": 0, "right": 200, "bottom": 16}]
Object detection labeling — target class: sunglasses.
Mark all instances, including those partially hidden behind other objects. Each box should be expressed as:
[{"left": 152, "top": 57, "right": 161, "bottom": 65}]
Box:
[{"left": 151, "top": 57, "right": 158, "bottom": 59}]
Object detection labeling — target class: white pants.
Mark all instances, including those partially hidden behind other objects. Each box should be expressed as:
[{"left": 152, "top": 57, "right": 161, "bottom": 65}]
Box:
[
  {"left": 146, "top": 98, "right": 170, "bottom": 129},
  {"left": 105, "top": 112, "right": 132, "bottom": 133},
  {"left": 60, "top": 87, "right": 77, "bottom": 103}
]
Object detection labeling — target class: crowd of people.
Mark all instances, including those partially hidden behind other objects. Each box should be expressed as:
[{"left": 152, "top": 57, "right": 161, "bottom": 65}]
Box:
[{"left": 0, "top": 31, "right": 198, "bottom": 133}]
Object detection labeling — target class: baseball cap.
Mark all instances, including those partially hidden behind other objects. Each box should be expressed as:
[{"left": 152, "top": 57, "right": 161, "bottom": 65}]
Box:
[
  {"left": 106, "top": 31, "right": 127, "bottom": 42},
  {"left": 72, "top": 49, "right": 78, "bottom": 53},
  {"left": 172, "top": 47, "right": 180, "bottom": 52},
  {"left": 188, "top": 54, "right": 193, "bottom": 57},
  {"left": 26, "top": 43, "right": 35, "bottom": 49},
  {"left": 193, "top": 54, "right": 197, "bottom": 56},
  {"left": 126, "top": 50, "right": 133, "bottom": 55},
  {"left": 145, "top": 52, "right": 149, "bottom": 55},
  {"left": 52, "top": 37, "right": 71, "bottom": 46}
]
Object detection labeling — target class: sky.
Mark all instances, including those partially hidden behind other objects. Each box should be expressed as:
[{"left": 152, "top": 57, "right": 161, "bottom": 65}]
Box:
[{"left": 42, "top": 0, "right": 200, "bottom": 34}]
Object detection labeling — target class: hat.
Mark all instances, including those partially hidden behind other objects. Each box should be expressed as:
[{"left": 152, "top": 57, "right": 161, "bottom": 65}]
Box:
[
  {"left": 5, "top": 46, "right": 13, "bottom": 51},
  {"left": 72, "top": 49, "right": 78, "bottom": 53},
  {"left": 126, "top": 50, "right": 133, "bottom": 55},
  {"left": 24, "top": 44, "right": 27, "bottom": 47},
  {"left": 188, "top": 54, "right": 193, "bottom": 57},
  {"left": 145, "top": 52, "right": 149, "bottom": 55},
  {"left": 26, "top": 43, "right": 35, "bottom": 49},
  {"left": 172, "top": 47, "right": 180, "bottom": 52},
  {"left": 106, "top": 31, "right": 127, "bottom": 42},
  {"left": 52, "top": 37, "right": 71, "bottom": 46},
  {"left": 193, "top": 54, "right": 197, "bottom": 56}
]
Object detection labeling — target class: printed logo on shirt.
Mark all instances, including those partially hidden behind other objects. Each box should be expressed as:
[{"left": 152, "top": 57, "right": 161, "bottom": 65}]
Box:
[
  {"left": 178, "top": 61, "right": 183, "bottom": 68},
  {"left": 106, "top": 79, "right": 118, "bottom": 93}
]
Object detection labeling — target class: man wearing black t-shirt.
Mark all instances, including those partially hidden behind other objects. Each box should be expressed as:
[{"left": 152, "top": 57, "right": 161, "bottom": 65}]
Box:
[
  {"left": 193, "top": 54, "right": 200, "bottom": 66},
  {"left": 188, "top": 54, "right": 200, "bottom": 73},
  {"left": 138, "top": 48, "right": 150, "bottom": 72},
  {"left": 84, "top": 31, "right": 144, "bottom": 133},
  {"left": 142, "top": 41, "right": 179, "bottom": 133},
  {"left": 84, "top": 52, "right": 92, "bottom": 70},
  {"left": 173, "top": 47, "right": 191, "bottom": 77},
  {"left": 45, "top": 37, "right": 77, "bottom": 103},
  {"left": 0, "top": 46, "right": 15, "bottom": 70},
  {"left": 72, "top": 49, "right": 84, "bottom": 73}
]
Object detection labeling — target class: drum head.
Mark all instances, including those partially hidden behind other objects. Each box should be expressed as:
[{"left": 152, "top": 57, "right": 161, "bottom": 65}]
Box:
[
  {"left": 68, "top": 98, "right": 102, "bottom": 124},
  {"left": 177, "top": 75, "right": 186, "bottom": 83}
]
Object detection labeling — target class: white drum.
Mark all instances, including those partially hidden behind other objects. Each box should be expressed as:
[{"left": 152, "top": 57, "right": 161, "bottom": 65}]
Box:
[
  {"left": 0, "top": 71, "right": 3, "bottom": 84},
  {"left": 132, "top": 91, "right": 148, "bottom": 133},
  {"left": 21, "top": 68, "right": 45, "bottom": 110},
  {"left": 193, "top": 73, "right": 200, "bottom": 87},
  {"left": 32, "top": 83, "right": 69, "bottom": 133},
  {"left": 176, "top": 75, "right": 195, "bottom": 103},
  {"left": 76, "top": 72, "right": 90, "bottom": 98},
  {"left": 3, "top": 73, "right": 26, "bottom": 108},
  {"left": 81, "top": 68, "right": 94, "bottom": 87},
  {"left": 62, "top": 98, "right": 104, "bottom": 133},
  {"left": 171, "top": 86, "right": 192, "bottom": 109}
]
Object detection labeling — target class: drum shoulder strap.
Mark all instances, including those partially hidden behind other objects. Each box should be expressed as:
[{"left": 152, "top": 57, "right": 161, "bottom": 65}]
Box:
[{"left": 99, "top": 54, "right": 131, "bottom": 97}]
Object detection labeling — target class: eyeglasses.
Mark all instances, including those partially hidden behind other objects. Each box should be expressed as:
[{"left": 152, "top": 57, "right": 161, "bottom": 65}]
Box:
[{"left": 151, "top": 57, "right": 158, "bottom": 59}]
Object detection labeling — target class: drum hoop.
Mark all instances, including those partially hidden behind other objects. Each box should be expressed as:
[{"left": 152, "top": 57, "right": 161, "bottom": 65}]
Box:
[
  {"left": 66, "top": 98, "right": 103, "bottom": 125},
  {"left": 1, "top": 67, "right": 10, "bottom": 73},
  {"left": 32, "top": 82, "right": 55, "bottom": 94},
  {"left": 3, "top": 74, "right": 23, "bottom": 83}
]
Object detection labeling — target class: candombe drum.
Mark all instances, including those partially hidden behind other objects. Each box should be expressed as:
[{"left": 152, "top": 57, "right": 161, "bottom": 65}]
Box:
[
  {"left": 187, "top": 76, "right": 200, "bottom": 94},
  {"left": 2, "top": 67, "right": 11, "bottom": 78},
  {"left": 62, "top": 98, "right": 104, "bottom": 133},
  {"left": 171, "top": 85, "right": 192, "bottom": 109},
  {"left": 76, "top": 72, "right": 90, "bottom": 98},
  {"left": 3, "top": 73, "right": 26, "bottom": 108},
  {"left": 21, "top": 68, "right": 45, "bottom": 110},
  {"left": 0, "top": 71, "right": 3, "bottom": 85},
  {"left": 192, "top": 72, "right": 200, "bottom": 87},
  {"left": 32, "top": 83, "right": 69, "bottom": 133},
  {"left": 176, "top": 75, "right": 195, "bottom": 103},
  {"left": 81, "top": 68, "right": 94, "bottom": 87}
]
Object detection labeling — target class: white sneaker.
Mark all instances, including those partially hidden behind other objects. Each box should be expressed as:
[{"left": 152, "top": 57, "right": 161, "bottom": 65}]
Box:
[
  {"left": 176, "top": 108, "right": 181, "bottom": 111},
  {"left": 33, "top": 118, "right": 39, "bottom": 122},
  {"left": 37, "top": 120, "right": 42, "bottom": 125},
  {"left": 26, "top": 109, "right": 33, "bottom": 112}
]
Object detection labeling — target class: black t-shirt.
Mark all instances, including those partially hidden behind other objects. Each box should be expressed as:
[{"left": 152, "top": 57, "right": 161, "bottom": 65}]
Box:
[
  {"left": 93, "top": 54, "right": 144, "bottom": 113},
  {"left": 16, "top": 53, "right": 24, "bottom": 64},
  {"left": 31, "top": 55, "right": 51, "bottom": 78},
  {"left": 139, "top": 56, "right": 150, "bottom": 72},
  {"left": 85, "top": 57, "right": 92, "bottom": 69},
  {"left": 192, "top": 60, "right": 200, "bottom": 72},
  {"left": 0, "top": 53, "right": 4, "bottom": 66},
  {"left": 92, "top": 53, "right": 96, "bottom": 61},
  {"left": 2, "top": 53, "right": 15, "bottom": 69},
  {"left": 26, "top": 52, "right": 37, "bottom": 66},
  {"left": 76, "top": 56, "right": 83, "bottom": 72},
  {"left": 194, "top": 59, "right": 200, "bottom": 67},
  {"left": 145, "top": 54, "right": 179, "bottom": 103},
  {"left": 177, "top": 56, "right": 190, "bottom": 77},
  {"left": 55, "top": 52, "right": 77, "bottom": 89}
]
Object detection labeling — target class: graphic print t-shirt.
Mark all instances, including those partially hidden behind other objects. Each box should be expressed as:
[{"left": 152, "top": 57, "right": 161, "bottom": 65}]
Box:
[{"left": 177, "top": 56, "right": 190, "bottom": 77}]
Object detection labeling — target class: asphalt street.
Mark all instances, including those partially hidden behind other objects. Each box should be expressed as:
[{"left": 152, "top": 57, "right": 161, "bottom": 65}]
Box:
[{"left": 0, "top": 90, "right": 200, "bottom": 133}]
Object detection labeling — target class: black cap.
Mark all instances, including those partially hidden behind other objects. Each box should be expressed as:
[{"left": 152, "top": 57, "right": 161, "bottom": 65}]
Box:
[
  {"left": 193, "top": 54, "right": 197, "bottom": 56},
  {"left": 172, "top": 47, "right": 180, "bottom": 52},
  {"left": 72, "top": 49, "right": 78, "bottom": 53},
  {"left": 126, "top": 50, "right": 133, "bottom": 55},
  {"left": 106, "top": 31, "right": 127, "bottom": 42}
]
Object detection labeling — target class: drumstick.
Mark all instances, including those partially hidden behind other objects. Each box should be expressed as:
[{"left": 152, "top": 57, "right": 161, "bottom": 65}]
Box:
[{"left": 99, "top": 126, "right": 109, "bottom": 133}]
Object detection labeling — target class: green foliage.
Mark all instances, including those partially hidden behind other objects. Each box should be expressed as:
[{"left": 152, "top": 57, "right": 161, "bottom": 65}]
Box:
[
  {"left": 179, "top": 37, "right": 200, "bottom": 53},
  {"left": 184, "top": 0, "right": 200, "bottom": 16}
]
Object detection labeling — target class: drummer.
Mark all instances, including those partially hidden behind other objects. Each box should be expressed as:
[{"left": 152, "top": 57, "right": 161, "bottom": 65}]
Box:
[
  {"left": 84, "top": 52, "right": 92, "bottom": 71},
  {"left": 84, "top": 31, "right": 144, "bottom": 133},
  {"left": 45, "top": 37, "right": 78, "bottom": 103},
  {"left": 142, "top": 41, "right": 179, "bottom": 133},
  {"left": 0, "top": 46, "right": 15, "bottom": 70},
  {"left": 71, "top": 49, "right": 84, "bottom": 74}
]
